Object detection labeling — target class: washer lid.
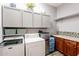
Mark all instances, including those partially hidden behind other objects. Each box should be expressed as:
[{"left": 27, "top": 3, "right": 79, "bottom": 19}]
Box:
[
  {"left": 25, "top": 38, "right": 44, "bottom": 43},
  {"left": 4, "top": 36, "right": 24, "bottom": 41},
  {"left": 25, "top": 33, "right": 39, "bottom": 38}
]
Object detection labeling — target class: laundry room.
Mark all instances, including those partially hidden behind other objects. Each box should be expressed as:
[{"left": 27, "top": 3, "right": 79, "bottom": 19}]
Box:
[{"left": 0, "top": 0, "right": 79, "bottom": 57}]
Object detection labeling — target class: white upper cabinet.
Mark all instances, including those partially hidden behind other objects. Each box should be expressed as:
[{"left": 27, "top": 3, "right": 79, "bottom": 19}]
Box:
[
  {"left": 2, "top": 6, "right": 50, "bottom": 28},
  {"left": 42, "top": 15, "right": 50, "bottom": 28},
  {"left": 3, "top": 7, "right": 22, "bottom": 27},
  {"left": 23, "top": 11, "right": 33, "bottom": 27},
  {"left": 33, "top": 13, "right": 42, "bottom": 27}
]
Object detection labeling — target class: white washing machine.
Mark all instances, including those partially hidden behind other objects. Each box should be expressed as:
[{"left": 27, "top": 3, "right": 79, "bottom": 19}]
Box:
[
  {"left": 25, "top": 33, "right": 45, "bottom": 56},
  {"left": 2, "top": 36, "right": 24, "bottom": 56}
]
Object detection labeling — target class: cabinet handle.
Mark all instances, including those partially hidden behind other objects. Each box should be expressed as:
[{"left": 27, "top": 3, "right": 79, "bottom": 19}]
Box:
[{"left": 8, "top": 47, "right": 12, "bottom": 49}]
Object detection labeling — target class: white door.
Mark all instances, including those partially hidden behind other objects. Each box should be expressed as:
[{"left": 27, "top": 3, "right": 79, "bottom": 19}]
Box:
[
  {"left": 3, "top": 7, "right": 22, "bottom": 27},
  {"left": 42, "top": 15, "right": 50, "bottom": 28},
  {"left": 33, "top": 13, "right": 42, "bottom": 27},
  {"left": 26, "top": 41, "right": 45, "bottom": 56},
  {"left": 3, "top": 44, "right": 24, "bottom": 56},
  {"left": 23, "top": 11, "right": 33, "bottom": 27}
]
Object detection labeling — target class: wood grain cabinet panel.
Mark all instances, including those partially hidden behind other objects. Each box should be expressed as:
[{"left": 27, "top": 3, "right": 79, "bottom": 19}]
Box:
[
  {"left": 55, "top": 36, "right": 77, "bottom": 56},
  {"left": 55, "top": 37, "right": 64, "bottom": 53},
  {"left": 63, "top": 40, "right": 77, "bottom": 56},
  {"left": 77, "top": 42, "right": 79, "bottom": 55}
]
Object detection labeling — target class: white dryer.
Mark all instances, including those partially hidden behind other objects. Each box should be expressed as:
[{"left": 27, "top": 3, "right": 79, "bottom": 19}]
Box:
[{"left": 25, "top": 33, "right": 45, "bottom": 56}]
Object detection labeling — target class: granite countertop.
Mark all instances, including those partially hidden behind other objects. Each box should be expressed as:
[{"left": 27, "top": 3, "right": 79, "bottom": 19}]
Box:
[{"left": 54, "top": 35, "right": 79, "bottom": 42}]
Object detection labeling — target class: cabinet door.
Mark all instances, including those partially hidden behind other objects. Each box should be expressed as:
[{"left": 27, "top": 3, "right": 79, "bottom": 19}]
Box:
[
  {"left": 42, "top": 15, "right": 50, "bottom": 27},
  {"left": 33, "top": 13, "right": 42, "bottom": 27},
  {"left": 55, "top": 37, "right": 59, "bottom": 50},
  {"left": 23, "top": 11, "right": 32, "bottom": 27},
  {"left": 55, "top": 37, "right": 64, "bottom": 53},
  {"left": 3, "top": 7, "right": 22, "bottom": 27},
  {"left": 3, "top": 44, "right": 24, "bottom": 56},
  {"left": 65, "top": 40, "right": 77, "bottom": 56},
  {"left": 69, "top": 41, "right": 77, "bottom": 56},
  {"left": 65, "top": 41, "right": 71, "bottom": 56},
  {"left": 58, "top": 38, "right": 64, "bottom": 53}
]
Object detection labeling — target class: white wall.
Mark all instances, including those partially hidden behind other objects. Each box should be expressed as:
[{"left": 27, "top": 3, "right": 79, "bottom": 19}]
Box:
[
  {"left": 39, "top": 3, "right": 57, "bottom": 34},
  {"left": 56, "top": 3, "right": 79, "bottom": 32},
  {"left": 56, "top": 16, "right": 79, "bottom": 32},
  {"left": 57, "top": 3, "right": 79, "bottom": 19}
]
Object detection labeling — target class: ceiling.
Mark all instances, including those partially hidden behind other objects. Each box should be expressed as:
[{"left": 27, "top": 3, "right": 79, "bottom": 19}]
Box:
[{"left": 47, "top": 3, "right": 63, "bottom": 7}]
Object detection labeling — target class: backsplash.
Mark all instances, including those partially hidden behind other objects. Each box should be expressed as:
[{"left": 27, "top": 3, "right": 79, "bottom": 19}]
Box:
[{"left": 57, "top": 31, "right": 79, "bottom": 38}]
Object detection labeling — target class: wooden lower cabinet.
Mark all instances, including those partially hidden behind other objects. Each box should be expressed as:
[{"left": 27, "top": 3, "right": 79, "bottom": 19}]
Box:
[
  {"left": 64, "top": 40, "right": 77, "bottom": 56},
  {"left": 55, "top": 36, "right": 77, "bottom": 56},
  {"left": 55, "top": 37, "right": 64, "bottom": 53},
  {"left": 77, "top": 42, "right": 79, "bottom": 55}
]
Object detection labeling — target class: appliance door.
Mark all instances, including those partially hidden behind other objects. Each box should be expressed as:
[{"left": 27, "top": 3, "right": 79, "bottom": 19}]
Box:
[
  {"left": 2, "top": 44, "right": 24, "bottom": 56},
  {"left": 2, "top": 38, "right": 24, "bottom": 56},
  {"left": 26, "top": 40, "right": 45, "bottom": 56}
]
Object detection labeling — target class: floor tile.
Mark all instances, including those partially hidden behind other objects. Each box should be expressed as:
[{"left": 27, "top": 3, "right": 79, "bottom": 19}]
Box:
[{"left": 47, "top": 51, "right": 64, "bottom": 56}]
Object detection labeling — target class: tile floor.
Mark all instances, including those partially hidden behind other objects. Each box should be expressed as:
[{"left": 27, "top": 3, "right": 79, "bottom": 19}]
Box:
[{"left": 47, "top": 51, "right": 64, "bottom": 56}]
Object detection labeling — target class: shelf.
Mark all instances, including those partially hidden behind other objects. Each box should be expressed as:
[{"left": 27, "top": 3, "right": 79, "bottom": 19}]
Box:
[
  {"left": 3, "top": 27, "right": 48, "bottom": 29},
  {"left": 3, "top": 34, "right": 24, "bottom": 37},
  {"left": 55, "top": 13, "right": 79, "bottom": 21}
]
